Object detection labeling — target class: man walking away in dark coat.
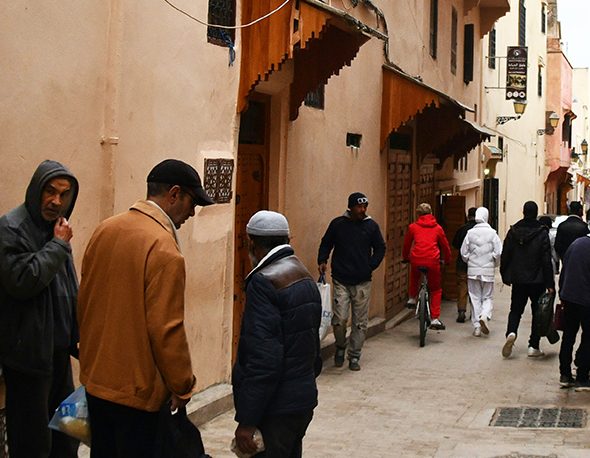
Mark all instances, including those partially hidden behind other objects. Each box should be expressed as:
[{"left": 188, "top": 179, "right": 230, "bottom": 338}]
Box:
[
  {"left": 452, "top": 207, "right": 477, "bottom": 323},
  {"left": 233, "top": 210, "right": 322, "bottom": 457},
  {"left": 558, "top": 234, "right": 590, "bottom": 390},
  {"left": 0, "top": 160, "right": 80, "bottom": 458},
  {"left": 500, "top": 201, "right": 555, "bottom": 359},
  {"left": 317, "top": 192, "right": 386, "bottom": 371},
  {"left": 554, "top": 201, "right": 589, "bottom": 260}
]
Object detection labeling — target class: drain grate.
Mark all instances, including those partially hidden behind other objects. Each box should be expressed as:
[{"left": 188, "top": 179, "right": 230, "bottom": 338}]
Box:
[{"left": 490, "top": 407, "right": 586, "bottom": 428}]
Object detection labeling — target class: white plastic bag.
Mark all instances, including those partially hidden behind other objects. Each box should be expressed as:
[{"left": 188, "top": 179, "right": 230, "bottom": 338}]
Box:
[
  {"left": 317, "top": 274, "right": 333, "bottom": 341},
  {"left": 49, "top": 385, "right": 91, "bottom": 446}
]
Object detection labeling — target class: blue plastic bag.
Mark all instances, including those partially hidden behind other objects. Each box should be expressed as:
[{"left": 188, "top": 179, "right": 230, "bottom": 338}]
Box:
[{"left": 49, "top": 385, "right": 91, "bottom": 446}]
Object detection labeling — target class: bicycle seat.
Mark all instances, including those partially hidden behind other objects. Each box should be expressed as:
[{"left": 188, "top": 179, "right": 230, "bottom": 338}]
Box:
[{"left": 417, "top": 266, "right": 429, "bottom": 273}]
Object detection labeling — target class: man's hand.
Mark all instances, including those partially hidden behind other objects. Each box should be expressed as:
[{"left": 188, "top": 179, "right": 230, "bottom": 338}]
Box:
[
  {"left": 234, "top": 424, "right": 258, "bottom": 455},
  {"left": 170, "top": 393, "right": 189, "bottom": 411},
  {"left": 548, "top": 287, "right": 556, "bottom": 295},
  {"left": 54, "top": 217, "right": 73, "bottom": 242},
  {"left": 318, "top": 262, "right": 327, "bottom": 275}
]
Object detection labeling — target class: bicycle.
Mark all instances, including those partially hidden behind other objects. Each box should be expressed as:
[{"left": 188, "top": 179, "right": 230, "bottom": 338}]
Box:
[
  {"left": 403, "top": 261, "right": 432, "bottom": 347},
  {"left": 416, "top": 266, "right": 431, "bottom": 347}
]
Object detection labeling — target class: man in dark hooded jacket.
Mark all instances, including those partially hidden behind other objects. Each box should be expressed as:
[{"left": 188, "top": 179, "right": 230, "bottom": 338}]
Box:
[
  {"left": 500, "top": 201, "right": 555, "bottom": 359},
  {"left": 0, "top": 160, "right": 79, "bottom": 458}
]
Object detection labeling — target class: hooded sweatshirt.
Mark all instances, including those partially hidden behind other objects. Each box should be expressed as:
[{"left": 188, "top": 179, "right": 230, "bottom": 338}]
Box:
[
  {"left": 0, "top": 160, "right": 79, "bottom": 375},
  {"left": 402, "top": 213, "right": 451, "bottom": 265},
  {"left": 500, "top": 216, "right": 554, "bottom": 288},
  {"left": 460, "top": 207, "right": 502, "bottom": 279}
]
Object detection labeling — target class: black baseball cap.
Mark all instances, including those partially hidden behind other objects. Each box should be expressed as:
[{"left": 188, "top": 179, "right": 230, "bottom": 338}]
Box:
[{"left": 147, "top": 159, "right": 215, "bottom": 206}]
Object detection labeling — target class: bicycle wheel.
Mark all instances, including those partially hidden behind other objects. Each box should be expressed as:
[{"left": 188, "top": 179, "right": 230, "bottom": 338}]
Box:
[{"left": 418, "top": 288, "right": 428, "bottom": 347}]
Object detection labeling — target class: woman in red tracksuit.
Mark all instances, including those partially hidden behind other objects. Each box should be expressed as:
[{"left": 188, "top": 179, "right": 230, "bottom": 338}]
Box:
[{"left": 402, "top": 203, "right": 452, "bottom": 330}]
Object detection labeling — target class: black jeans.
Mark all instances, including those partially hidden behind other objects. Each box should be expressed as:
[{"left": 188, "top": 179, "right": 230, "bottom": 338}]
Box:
[
  {"left": 506, "top": 283, "right": 545, "bottom": 349},
  {"left": 86, "top": 393, "right": 160, "bottom": 458},
  {"left": 559, "top": 301, "right": 590, "bottom": 381},
  {"left": 256, "top": 410, "right": 314, "bottom": 458},
  {"left": 3, "top": 350, "right": 79, "bottom": 458}
]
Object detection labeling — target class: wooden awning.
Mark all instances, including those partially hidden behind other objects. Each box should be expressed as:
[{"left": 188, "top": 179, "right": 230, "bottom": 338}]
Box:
[
  {"left": 238, "top": 0, "right": 370, "bottom": 119},
  {"left": 432, "top": 118, "right": 494, "bottom": 167},
  {"left": 381, "top": 65, "right": 476, "bottom": 149}
]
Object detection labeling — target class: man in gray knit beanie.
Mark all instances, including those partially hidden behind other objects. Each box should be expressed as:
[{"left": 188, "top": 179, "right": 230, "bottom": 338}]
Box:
[{"left": 233, "top": 210, "right": 322, "bottom": 457}]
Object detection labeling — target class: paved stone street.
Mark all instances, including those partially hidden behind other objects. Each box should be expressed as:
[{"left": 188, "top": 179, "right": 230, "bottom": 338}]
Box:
[{"left": 199, "top": 279, "right": 590, "bottom": 457}]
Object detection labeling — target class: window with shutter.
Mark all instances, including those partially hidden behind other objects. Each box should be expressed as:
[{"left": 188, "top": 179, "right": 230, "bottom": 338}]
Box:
[
  {"left": 463, "top": 24, "right": 474, "bottom": 84},
  {"left": 451, "top": 8, "right": 457, "bottom": 75},
  {"left": 488, "top": 28, "right": 496, "bottom": 69},
  {"left": 430, "top": 0, "right": 438, "bottom": 59}
]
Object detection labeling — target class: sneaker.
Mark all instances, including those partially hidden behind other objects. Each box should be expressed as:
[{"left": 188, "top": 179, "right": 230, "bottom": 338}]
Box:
[
  {"left": 574, "top": 380, "right": 590, "bottom": 392},
  {"left": 473, "top": 327, "right": 481, "bottom": 337},
  {"left": 479, "top": 317, "right": 490, "bottom": 335},
  {"left": 348, "top": 358, "right": 361, "bottom": 371},
  {"left": 456, "top": 311, "right": 466, "bottom": 323},
  {"left": 559, "top": 374, "right": 576, "bottom": 388},
  {"left": 430, "top": 318, "right": 446, "bottom": 330},
  {"left": 502, "top": 332, "right": 517, "bottom": 358},
  {"left": 406, "top": 298, "right": 417, "bottom": 309},
  {"left": 334, "top": 348, "right": 345, "bottom": 367},
  {"left": 527, "top": 347, "right": 545, "bottom": 358}
]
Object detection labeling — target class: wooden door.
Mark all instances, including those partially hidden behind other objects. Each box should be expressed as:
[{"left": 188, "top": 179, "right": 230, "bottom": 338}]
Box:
[
  {"left": 440, "top": 195, "right": 466, "bottom": 300},
  {"left": 385, "top": 148, "right": 412, "bottom": 319},
  {"left": 233, "top": 95, "right": 270, "bottom": 361}
]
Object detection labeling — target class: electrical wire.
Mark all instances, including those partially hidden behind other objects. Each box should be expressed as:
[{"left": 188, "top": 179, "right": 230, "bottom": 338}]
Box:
[{"left": 162, "top": 0, "right": 291, "bottom": 29}]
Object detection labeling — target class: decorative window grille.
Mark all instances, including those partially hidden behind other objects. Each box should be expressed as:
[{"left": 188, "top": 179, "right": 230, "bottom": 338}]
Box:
[
  {"left": 304, "top": 84, "right": 325, "bottom": 110},
  {"left": 451, "top": 8, "right": 457, "bottom": 75},
  {"left": 488, "top": 28, "right": 496, "bottom": 69},
  {"left": 429, "top": 0, "right": 438, "bottom": 59},
  {"left": 207, "top": 0, "right": 236, "bottom": 46},
  {"left": 204, "top": 159, "right": 234, "bottom": 204}
]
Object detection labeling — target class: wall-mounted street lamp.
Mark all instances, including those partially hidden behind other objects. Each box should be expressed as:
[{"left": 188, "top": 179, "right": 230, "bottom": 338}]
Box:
[
  {"left": 496, "top": 100, "right": 527, "bottom": 125},
  {"left": 581, "top": 139, "right": 588, "bottom": 155},
  {"left": 536, "top": 111, "right": 560, "bottom": 135}
]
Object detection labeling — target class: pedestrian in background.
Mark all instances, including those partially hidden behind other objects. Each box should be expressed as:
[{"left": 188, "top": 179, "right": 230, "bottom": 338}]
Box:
[
  {"left": 554, "top": 201, "right": 589, "bottom": 260},
  {"left": 538, "top": 216, "right": 559, "bottom": 275},
  {"left": 500, "top": 201, "right": 554, "bottom": 358},
  {"left": 317, "top": 192, "right": 386, "bottom": 371},
  {"left": 557, "top": 234, "right": 590, "bottom": 390},
  {"left": 0, "top": 160, "right": 80, "bottom": 458},
  {"left": 402, "top": 202, "right": 452, "bottom": 330},
  {"left": 78, "top": 159, "right": 214, "bottom": 458},
  {"left": 460, "top": 207, "right": 502, "bottom": 337},
  {"left": 233, "top": 211, "right": 322, "bottom": 457},
  {"left": 452, "top": 207, "right": 477, "bottom": 323}
]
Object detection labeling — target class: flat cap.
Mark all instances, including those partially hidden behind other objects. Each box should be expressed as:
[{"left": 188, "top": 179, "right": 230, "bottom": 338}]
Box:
[
  {"left": 246, "top": 210, "right": 290, "bottom": 236},
  {"left": 147, "top": 159, "right": 214, "bottom": 206}
]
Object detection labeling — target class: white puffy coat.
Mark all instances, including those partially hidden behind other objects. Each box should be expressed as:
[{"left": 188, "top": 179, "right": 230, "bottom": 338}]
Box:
[{"left": 460, "top": 207, "right": 502, "bottom": 277}]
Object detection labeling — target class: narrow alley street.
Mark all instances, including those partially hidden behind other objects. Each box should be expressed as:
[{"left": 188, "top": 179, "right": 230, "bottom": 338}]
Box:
[{"left": 199, "top": 278, "right": 590, "bottom": 457}]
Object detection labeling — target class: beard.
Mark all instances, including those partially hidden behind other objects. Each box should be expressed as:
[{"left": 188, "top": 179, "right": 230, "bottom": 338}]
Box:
[{"left": 248, "top": 251, "right": 259, "bottom": 269}]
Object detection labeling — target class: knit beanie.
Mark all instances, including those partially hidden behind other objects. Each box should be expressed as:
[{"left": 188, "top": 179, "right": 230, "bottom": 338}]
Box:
[
  {"left": 246, "top": 210, "right": 290, "bottom": 236},
  {"left": 348, "top": 192, "right": 368, "bottom": 209}
]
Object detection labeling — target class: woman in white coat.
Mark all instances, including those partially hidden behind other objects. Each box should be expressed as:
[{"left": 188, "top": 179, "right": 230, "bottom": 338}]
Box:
[{"left": 460, "top": 207, "right": 503, "bottom": 337}]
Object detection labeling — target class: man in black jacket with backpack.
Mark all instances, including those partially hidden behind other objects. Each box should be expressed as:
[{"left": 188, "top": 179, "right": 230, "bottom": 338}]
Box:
[{"left": 500, "top": 201, "right": 555, "bottom": 359}]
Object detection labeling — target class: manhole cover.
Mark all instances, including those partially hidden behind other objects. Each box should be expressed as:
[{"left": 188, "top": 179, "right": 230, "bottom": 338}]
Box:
[{"left": 490, "top": 407, "right": 586, "bottom": 428}]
